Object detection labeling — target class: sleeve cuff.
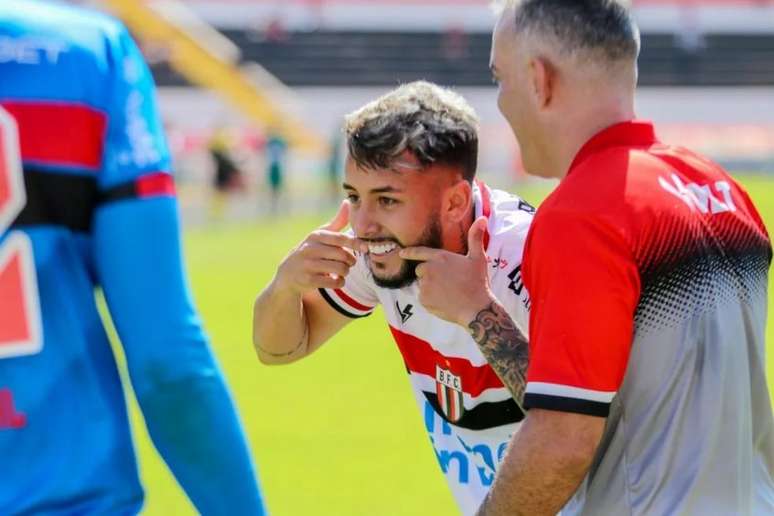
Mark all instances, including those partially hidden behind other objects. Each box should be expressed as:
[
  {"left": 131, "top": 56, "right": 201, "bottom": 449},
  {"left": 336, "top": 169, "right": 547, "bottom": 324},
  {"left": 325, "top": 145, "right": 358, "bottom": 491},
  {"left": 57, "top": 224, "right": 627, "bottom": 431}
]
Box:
[
  {"left": 523, "top": 393, "right": 610, "bottom": 417},
  {"left": 318, "top": 288, "right": 375, "bottom": 319},
  {"left": 523, "top": 382, "right": 616, "bottom": 417}
]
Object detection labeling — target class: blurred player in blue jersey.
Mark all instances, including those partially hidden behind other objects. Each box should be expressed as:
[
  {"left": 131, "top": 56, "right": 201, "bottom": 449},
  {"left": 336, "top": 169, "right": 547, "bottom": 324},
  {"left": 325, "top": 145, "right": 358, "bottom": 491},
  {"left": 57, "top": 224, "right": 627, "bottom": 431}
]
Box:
[{"left": 0, "top": 1, "right": 267, "bottom": 514}]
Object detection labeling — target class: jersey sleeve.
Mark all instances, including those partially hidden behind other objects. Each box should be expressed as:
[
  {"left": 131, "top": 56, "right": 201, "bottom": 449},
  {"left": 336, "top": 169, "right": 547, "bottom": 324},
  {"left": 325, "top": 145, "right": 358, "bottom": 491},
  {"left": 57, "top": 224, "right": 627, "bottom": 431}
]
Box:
[
  {"left": 98, "top": 22, "right": 172, "bottom": 191},
  {"left": 522, "top": 209, "right": 640, "bottom": 417},
  {"left": 318, "top": 251, "right": 379, "bottom": 318},
  {"left": 489, "top": 219, "right": 531, "bottom": 336}
]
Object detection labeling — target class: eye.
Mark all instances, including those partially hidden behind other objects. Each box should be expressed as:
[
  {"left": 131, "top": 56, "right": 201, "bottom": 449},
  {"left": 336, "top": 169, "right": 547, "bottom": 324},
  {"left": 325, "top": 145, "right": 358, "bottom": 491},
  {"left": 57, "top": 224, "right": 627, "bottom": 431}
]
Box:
[
  {"left": 491, "top": 74, "right": 500, "bottom": 86},
  {"left": 378, "top": 197, "right": 398, "bottom": 208},
  {"left": 346, "top": 193, "right": 360, "bottom": 204}
]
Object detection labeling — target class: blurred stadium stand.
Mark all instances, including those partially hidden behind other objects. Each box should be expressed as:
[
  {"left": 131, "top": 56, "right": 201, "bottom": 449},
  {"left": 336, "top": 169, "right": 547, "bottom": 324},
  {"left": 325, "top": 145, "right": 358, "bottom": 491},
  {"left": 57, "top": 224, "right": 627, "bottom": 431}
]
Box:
[
  {"left": 147, "top": 0, "right": 774, "bottom": 87},
  {"left": 81, "top": 0, "right": 772, "bottom": 220},
  {"left": 151, "top": 31, "right": 774, "bottom": 87}
]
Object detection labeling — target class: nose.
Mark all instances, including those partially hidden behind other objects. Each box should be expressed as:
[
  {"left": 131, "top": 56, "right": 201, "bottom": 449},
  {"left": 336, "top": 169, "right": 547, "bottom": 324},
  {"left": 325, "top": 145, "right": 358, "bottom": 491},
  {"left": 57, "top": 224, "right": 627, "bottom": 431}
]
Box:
[{"left": 350, "top": 203, "right": 381, "bottom": 239}]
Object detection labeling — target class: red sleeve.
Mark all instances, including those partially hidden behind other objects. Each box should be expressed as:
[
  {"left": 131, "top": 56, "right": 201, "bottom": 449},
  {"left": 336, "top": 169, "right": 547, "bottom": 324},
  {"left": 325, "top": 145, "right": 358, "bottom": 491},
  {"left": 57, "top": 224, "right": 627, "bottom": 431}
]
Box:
[{"left": 522, "top": 209, "right": 640, "bottom": 417}]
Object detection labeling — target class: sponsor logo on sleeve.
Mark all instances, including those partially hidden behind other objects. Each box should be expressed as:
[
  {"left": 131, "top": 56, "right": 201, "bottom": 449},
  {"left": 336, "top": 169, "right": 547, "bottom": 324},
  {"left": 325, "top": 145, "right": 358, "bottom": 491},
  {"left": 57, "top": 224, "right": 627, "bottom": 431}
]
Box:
[
  {"left": 507, "top": 265, "right": 531, "bottom": 310},
  {"left": 659, "top": 174, "right": 737, "bottom": 214}
]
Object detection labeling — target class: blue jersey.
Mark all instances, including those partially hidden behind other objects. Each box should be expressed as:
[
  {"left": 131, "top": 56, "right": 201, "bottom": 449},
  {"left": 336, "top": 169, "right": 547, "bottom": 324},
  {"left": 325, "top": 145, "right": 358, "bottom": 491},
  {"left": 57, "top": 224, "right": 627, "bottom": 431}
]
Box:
[{"left": 0, "top": 2, "right": 266, "bottom": 514}]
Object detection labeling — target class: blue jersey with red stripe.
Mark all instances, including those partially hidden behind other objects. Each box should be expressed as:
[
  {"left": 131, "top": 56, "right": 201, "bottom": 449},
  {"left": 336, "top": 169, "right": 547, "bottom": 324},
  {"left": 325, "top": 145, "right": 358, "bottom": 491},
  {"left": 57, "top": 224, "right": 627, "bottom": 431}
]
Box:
[{"left": 0, "top": 2, "right": 266, "bottom": 514}]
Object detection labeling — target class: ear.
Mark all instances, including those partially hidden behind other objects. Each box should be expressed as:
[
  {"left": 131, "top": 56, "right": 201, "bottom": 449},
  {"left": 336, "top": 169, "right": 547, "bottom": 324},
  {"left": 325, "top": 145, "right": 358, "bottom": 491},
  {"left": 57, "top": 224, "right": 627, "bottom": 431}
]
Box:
[
  {"left": 443, "top": 179, "right": 473, "bottom": 224},
  {"left": 528, "top": 56, "right": 555, "bottom": 110}
]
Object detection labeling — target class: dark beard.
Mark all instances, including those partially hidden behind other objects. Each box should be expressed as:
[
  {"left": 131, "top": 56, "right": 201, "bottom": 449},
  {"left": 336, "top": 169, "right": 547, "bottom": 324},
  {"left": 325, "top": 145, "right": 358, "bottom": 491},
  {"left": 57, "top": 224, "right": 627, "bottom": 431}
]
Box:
[{"left": 370, "top": 216, "right": 443, "bottom": 289}]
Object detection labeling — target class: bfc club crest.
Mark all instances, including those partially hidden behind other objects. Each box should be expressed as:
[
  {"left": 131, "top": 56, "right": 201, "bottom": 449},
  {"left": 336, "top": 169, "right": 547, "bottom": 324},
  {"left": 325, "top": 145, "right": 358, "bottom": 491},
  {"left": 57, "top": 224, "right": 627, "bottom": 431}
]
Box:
[{"left": 436, "top": 365, "right": 465, "bottom": 422}]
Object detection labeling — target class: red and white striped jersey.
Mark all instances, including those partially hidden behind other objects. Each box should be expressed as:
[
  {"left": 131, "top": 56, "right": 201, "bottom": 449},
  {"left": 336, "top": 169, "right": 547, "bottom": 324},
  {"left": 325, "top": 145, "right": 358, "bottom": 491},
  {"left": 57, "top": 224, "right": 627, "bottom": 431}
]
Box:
[{"left": 320, "top": 182, "right": 533, "bottom": 514}]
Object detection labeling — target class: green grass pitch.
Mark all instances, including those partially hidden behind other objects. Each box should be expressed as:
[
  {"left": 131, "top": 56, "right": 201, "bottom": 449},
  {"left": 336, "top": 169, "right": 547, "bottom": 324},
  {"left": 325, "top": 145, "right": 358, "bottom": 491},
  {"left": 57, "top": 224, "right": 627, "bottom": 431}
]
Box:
[{"left": 124, "top": 175, "right": 774, "bottom": 515}]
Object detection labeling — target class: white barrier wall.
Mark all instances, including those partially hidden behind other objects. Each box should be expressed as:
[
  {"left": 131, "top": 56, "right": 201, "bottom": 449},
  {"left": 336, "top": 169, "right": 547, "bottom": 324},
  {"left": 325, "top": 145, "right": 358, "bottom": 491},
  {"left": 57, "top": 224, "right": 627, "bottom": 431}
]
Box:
[
  {"left": 159, "top": 86, "right": 774, "bottom": 178},
  {"left": 184, "top": 0, "right": 774, "bottom": 33}
]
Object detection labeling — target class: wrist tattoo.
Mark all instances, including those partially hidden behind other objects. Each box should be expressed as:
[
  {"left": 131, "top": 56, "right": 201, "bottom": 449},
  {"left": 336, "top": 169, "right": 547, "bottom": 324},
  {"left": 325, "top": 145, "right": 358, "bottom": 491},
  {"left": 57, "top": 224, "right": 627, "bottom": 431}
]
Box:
[
  {"left": 257, "top": 322, "right": 308, "bottom": 358},
  {"left": 468, "top": 301, "right": 529, "bottom": 405}
]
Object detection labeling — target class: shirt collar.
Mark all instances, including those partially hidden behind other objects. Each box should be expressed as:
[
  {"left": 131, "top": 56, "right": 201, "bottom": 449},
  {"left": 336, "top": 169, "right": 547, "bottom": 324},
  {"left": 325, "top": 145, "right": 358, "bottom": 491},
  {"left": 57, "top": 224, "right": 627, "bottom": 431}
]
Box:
[
  {"left": 473, "top": 180, "right": 492, "bottom": 251},
  {"left": 568, "top": 120, "right": 659, "bottom": 175}
]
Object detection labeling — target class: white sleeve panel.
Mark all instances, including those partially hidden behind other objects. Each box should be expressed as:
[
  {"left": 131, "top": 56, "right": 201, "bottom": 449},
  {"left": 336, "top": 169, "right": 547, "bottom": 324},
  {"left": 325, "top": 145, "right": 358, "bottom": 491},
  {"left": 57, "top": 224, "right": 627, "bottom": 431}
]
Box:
[{"left": 319, "top": 253, "right": 380, "bottom": 318}]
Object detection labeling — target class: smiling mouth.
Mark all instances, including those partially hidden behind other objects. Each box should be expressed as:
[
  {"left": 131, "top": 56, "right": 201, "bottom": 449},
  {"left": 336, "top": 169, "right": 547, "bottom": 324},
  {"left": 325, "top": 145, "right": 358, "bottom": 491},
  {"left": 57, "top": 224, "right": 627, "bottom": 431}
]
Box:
[{"left": 366, "top": 241, "right": 400, "bottom": 256}]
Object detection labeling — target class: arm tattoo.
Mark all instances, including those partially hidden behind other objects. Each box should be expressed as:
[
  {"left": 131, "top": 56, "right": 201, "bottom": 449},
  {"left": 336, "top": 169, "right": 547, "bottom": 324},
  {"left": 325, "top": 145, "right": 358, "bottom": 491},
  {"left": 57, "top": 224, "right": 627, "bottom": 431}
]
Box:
[
  {"left": 468, "top": 301, "right": 529, "bottom": 406},
  {"left": 256, "top": 320, "right": 308, "bottom": 358}
]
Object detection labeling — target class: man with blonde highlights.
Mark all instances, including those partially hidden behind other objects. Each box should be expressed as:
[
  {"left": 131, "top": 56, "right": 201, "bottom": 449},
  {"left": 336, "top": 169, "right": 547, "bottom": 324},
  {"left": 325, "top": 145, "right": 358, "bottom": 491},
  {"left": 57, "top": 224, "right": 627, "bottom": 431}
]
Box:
[{"left": 253, "top": 81, "right": 536, "bottom": 514}]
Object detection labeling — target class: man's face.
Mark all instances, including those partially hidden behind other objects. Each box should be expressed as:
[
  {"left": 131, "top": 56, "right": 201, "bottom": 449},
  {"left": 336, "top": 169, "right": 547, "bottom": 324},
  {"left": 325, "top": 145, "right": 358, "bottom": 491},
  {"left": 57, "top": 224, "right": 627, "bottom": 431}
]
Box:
[
  {"left": 343, "top": 155, "right": 445, "bottom": 289},
  {"left": 490, "top": 10, "right": 542, "bottom": 175}
]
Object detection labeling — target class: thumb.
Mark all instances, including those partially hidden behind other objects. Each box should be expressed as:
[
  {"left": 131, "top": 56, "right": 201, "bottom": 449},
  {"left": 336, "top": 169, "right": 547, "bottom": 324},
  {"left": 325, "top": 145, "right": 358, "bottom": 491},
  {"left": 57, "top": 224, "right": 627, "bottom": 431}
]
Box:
[
  {"left": 467, "top": 216, "right": 487, "bottom": 259},
  {"left": 321, "top": 200, "right": 350, "bottom": 232}
]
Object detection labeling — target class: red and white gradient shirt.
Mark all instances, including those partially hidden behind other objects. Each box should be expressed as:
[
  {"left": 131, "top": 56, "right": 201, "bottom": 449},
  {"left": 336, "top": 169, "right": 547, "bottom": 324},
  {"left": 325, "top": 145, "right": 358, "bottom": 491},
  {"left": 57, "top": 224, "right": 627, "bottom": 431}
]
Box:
[
  {"left": 522, "top": 120, "right": 774, "bottom": 514},
  {"left": 320, "top": 182, "right": 533, "bottom": 515}
]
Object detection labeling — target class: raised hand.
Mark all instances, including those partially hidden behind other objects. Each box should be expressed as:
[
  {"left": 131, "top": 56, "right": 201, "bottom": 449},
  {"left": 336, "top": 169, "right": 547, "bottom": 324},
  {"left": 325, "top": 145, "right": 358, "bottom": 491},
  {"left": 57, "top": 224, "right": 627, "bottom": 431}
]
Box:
[
  {"left": 275, "top": 201, "right": 367, "bottom": 294},
  {"left": 399, "top": 216, "right": 495, "bottom": 326}
]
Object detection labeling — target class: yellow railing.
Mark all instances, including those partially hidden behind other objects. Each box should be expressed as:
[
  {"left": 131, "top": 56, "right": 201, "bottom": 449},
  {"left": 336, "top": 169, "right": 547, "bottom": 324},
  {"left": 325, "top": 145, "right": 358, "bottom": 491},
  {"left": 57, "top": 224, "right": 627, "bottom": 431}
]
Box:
[{"left": 102, "top": 0, "right": 324, "bottom": 154}]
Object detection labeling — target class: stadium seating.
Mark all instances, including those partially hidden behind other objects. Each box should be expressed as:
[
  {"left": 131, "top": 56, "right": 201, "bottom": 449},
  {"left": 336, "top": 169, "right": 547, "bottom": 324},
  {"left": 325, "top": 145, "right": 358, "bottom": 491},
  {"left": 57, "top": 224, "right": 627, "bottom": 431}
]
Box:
[{"left": 150, "top": 30, "right": 774, "bottom": 87}]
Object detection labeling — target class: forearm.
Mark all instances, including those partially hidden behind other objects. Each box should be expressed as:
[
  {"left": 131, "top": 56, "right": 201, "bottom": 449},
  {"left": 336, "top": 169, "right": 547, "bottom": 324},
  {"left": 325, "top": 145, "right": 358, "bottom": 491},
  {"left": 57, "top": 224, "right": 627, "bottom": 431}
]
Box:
[
  {"left": 137, "top": 367, "right": 266, "bottom": 515},
  {"left": 467, "top": 300, "right": 529, "bottom": 405},
  {"left": 252, "top": 279, "right": 309, "bottom": 364},
  {"left": 476, "top": 410, "right": 602, "bottom": 516}
]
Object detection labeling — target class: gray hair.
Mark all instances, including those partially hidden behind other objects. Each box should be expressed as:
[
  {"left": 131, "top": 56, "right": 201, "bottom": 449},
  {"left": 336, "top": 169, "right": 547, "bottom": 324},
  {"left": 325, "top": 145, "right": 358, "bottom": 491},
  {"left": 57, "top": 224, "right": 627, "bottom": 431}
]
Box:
[
  {"left": 344, "top": 81, "right": 479, "bottom": 182},
  {"left": 502, "top": 0, "right": 640, "bottom": 63}
]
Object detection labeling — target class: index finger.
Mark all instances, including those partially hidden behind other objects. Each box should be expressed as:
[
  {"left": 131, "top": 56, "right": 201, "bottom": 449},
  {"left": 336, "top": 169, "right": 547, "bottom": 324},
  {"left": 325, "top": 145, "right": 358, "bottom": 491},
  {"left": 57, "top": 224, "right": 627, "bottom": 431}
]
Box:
[
  {"left": 313, "top": 230, "right": 369, "bottom": 253},
  {"left": 399, "top": 246, "right": 447, "bottom": 262}
]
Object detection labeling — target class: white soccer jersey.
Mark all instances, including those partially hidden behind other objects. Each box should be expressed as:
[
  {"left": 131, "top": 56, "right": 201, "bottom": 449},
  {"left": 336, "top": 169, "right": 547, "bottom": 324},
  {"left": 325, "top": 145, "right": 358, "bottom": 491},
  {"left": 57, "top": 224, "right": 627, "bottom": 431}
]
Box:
[{"left": 320, "top": 182, "right": 534, "bottom": 515}]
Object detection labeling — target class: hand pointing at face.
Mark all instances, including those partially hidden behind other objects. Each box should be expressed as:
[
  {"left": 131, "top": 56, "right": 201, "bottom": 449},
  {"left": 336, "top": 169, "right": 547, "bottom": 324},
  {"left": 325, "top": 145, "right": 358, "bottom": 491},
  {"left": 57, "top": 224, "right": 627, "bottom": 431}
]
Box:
[
  {"left": 399, "top": 216, "right": 496, "bottom": 327},
  {"left": 275, "top": 201, "right": 367, "bottom": 295}
]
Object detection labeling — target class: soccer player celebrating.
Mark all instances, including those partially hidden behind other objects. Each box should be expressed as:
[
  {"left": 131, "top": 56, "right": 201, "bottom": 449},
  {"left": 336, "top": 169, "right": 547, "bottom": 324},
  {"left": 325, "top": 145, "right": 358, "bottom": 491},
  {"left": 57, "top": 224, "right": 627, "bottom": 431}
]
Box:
[
  {"left": 0, "top": 2, "right": 266, "bottom": 514},
  {"left": 481, "top": 1, "right": 774, "bottom": 515},
  {"left": 253, "top": 81, "right": 533, "bottom": 514}
]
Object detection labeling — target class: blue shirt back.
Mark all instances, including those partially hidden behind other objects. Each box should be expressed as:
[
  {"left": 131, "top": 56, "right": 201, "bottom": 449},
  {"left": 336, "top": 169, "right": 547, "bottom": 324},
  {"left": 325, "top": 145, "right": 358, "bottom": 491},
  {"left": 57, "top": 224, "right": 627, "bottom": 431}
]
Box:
[{"left": 0, "top": 3, "right": 266, "bottom": 514}]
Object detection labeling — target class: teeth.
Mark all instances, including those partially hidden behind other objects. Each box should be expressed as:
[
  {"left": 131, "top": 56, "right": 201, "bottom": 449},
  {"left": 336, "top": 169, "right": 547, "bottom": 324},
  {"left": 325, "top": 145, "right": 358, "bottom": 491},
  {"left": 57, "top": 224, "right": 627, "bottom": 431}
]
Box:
[{"left": 368, "top": 242, "right": 398, "bottom": 255}]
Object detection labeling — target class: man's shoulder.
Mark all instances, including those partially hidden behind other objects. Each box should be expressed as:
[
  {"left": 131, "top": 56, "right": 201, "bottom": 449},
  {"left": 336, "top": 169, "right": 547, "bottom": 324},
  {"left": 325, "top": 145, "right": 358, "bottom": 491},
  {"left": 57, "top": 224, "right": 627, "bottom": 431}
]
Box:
[
  {"left": 485, "top": 187, "right": 534, "bottom": 252},
  {"left": 543, "top": 145, "right": 677, "bottom": 222},
  {"left": 483, "top": 189, "right": 532, "bottom": 310}
]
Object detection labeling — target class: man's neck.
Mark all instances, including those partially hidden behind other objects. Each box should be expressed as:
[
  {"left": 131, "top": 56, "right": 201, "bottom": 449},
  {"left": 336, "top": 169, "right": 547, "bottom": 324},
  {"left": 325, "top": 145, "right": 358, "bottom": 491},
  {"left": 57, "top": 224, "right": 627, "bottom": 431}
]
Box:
[{"left": 550, "top": 98, "right": 636, "bottom": 180}]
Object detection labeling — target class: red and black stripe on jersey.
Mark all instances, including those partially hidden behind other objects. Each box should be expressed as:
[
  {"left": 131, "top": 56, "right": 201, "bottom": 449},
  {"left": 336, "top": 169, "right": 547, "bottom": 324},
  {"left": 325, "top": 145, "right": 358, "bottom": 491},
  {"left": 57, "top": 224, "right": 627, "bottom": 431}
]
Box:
[
  {"left": 390, "top": 326, "right": 523, "bottom": 430},
  {"left": 11, "top": 168, "right": 174, "bottom": 232},
  {"left": 4, "top": 101, "right": 175, "bottom": 232}
]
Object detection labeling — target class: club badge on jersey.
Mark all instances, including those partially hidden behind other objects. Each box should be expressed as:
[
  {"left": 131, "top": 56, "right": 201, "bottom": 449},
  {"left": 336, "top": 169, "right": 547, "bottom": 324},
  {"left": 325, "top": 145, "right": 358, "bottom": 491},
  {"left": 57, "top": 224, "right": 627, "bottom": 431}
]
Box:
[{"left": 436, "top": 364, "right": 464, "bottom": 422}]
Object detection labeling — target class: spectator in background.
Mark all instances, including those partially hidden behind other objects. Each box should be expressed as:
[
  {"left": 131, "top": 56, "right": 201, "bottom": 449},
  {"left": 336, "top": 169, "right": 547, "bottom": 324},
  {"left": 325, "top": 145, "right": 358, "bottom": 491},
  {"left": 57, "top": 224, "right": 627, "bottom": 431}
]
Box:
[
  {"left": 675, "top": 3, "right": 705, "bottom": 83},
  {"left": 208, "top": 126, "right": 246, "bottom": 220},
  {"left": 0, "top": 2, "right": 267, "bottom": 514},
  {"left": 482, "top": 1, "right": 774, "bottom": 514},
  {"left": 326, "top": 128, "right": 344, "bottom": 206},
  {"left": 265, "top": 129, "right": 288, "bottom": 215},
  {"left": 442, "top": 24, "right": 470, "bottom": 62}
]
